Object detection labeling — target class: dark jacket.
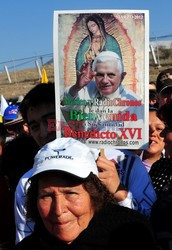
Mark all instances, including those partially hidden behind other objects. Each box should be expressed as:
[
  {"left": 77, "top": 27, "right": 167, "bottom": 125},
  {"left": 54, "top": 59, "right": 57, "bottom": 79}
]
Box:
[{"left": 14, "top": 203, "right": 158, "bottom": 250}]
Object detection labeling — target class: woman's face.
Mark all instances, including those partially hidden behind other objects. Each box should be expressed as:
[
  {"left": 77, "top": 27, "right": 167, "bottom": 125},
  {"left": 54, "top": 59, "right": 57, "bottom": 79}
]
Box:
[
  {"left": 87, "top": 20, "right": 100, "bottom": 35},
  {"left": 37, "top": 173, "right": 94, "bottom": 244},
  {"left": 147, "top": 111, "right": 165, "bottom": 155}
]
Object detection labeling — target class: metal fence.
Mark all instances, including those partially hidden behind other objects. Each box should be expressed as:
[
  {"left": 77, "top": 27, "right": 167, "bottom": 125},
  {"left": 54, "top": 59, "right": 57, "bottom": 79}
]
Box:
[{"left": 0, "top": 53, "right": 53, "bottom": 85}]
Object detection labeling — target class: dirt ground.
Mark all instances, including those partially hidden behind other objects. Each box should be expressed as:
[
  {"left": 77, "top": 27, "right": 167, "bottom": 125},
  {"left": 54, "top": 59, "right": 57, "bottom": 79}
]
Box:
[
  {"left": 0, "top": 63, "right": 171, "bottom": 101},
  {"left": 0, "top": 64, "right": 54, "bottom": 100}
]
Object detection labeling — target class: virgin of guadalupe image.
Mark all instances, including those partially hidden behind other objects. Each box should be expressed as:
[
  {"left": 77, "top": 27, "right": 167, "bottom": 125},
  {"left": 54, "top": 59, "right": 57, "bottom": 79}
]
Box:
[{"left": 76, "top": 14, "right": 122, "bottom": 72}]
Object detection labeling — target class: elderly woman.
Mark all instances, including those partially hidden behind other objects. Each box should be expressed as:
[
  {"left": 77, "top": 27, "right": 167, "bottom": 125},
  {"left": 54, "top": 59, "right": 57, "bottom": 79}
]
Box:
[{"left": 14, "top": 138, "right": 157, "bottom": 249}]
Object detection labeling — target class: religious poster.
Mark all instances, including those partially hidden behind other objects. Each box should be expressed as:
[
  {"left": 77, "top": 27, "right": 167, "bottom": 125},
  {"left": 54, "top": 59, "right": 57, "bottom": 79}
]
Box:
[{"left": 53, "top": 10, "right": 149, "bottom": 149}]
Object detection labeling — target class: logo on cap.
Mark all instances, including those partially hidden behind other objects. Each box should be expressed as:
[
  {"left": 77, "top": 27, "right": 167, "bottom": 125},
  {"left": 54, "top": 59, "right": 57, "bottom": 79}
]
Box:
[
  {"left": 52, "top": 148, "right": 66, "bottom": 155},
  {"left": 44, "top": 148, "right": 73, "bottom": 161}
]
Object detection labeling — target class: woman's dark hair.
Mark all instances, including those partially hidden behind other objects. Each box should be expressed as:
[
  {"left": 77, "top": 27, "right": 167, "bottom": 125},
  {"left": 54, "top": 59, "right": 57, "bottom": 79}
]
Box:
[
  {"left": 85, "top": 14, "right": 106, "bottom": 38},
  {"left": 157, "top": 100, "right": 172, "bottom": 130},
  {"left": 149, "top": 90, "right": 159, "bottom": 108},
  {"left": 19, "top": 82, "right": 55, "bottom": 123},
  {"left": 26, "top": 172, "right": 117, "bottom": 223}
]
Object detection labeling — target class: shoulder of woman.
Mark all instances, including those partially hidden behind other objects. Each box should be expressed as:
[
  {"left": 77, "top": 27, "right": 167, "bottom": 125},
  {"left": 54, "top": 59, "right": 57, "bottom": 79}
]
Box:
[
  {"left": 14, "top": 233, "right": 38, "bottom": 249},
  {"left": 97, "top": 203, "right": 150, "bottom": 227}
]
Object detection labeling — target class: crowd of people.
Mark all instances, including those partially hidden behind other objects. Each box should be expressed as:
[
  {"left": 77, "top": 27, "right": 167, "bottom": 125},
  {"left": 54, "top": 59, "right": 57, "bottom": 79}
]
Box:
[{"left": 0, "top": 59, "right": 172, "bottom": 249}]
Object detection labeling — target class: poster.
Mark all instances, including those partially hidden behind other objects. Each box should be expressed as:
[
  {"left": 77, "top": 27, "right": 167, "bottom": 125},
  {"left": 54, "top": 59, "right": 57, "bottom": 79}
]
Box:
[{"left": 53, "top": 10, "right": 149, "bottom": 149}]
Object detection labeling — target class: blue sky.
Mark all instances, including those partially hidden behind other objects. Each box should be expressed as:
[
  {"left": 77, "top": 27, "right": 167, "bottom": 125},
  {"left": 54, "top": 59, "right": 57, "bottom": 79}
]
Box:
[{"left": 0, "top": 0, "right": 172, "bottom": 68}]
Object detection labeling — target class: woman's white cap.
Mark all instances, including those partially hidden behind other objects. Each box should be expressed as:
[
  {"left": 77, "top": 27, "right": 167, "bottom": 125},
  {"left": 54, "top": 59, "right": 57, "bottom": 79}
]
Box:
[{"left": 31, "top": 138, "right": 99, "bottom": 179}]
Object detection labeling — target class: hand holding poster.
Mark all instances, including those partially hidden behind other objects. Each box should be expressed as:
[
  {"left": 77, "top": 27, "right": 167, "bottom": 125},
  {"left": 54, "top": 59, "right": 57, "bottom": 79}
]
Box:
[{"left": 53, "top": 10, "right": 149, "bottom": 149}]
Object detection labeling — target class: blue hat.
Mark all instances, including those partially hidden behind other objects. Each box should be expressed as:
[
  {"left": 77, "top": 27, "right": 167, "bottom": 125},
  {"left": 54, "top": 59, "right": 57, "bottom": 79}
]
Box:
[{"left": 4, "top": 105, "right": 19, "bottom": 121}]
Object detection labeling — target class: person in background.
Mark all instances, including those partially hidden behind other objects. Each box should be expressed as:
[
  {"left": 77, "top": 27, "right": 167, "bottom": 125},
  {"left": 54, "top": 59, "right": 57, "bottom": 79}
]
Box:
[
  {"left": 3, "top": 105, "right": 18, "bottom": 124},
  {"left": 1, "top": 134, "right": 39, "bottom": 193},
  {"left": 156, "top": 68, "right": 172, "bottom": 107},
  {"left": 0, "top": 110, "right": 28, "bottom": 248},
  {"left": 149, "top": 81, "right": 156, "bottom": 90},
  {"left": 157, "top": 98, "right": 172, "bottom": 129},
  {"left": 149, "top": 81, "right": 158, "bottom": 108},
  {"left": 149, "top": 100, "right": 172, "bottom": 195},
  {"left": 150, "top": 100, "right": 172, "bottom": 250},
  {"left": 139, "top": 107, "right": 165, "bottom": 172},
  {"left": 3, "top": 105, "right": 29, "bottom": 140},
  {"left": 0, "top": 134, "right": 39, "bottom": 247},
  {"left": 149, "top": 89, "right": 159, "bottom": 108},
  {"left": 3, "top": 105, "right": 19, "bottom": 141},
  {"left": 97, "top": 148, "right": 157, "bottom": 217},
  {"left": 14, "top": 138, "right": 158, "bottom": 250},
  {"left": 14, "top": 83, "right": 56, "bottom": 244}
]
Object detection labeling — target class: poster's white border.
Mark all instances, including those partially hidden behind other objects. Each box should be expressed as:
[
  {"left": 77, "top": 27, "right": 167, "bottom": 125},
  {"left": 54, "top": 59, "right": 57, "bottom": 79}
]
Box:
[
  {"left": 53, "top": 9, "right": 149, "bottom": 149},
  {"left": 54, "top": 9, "right": 149, "bottom": 14},
  {"left": 53, "top": 12, "right": 61, "bottom": 138},
  {"left": 144, "top": 10, "right": 149, "bottom": 149}
]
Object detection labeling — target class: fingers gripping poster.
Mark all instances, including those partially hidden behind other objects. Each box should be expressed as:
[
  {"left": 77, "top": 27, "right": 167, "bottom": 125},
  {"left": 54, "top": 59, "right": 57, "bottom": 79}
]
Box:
[{"left": 53, "top": 10, "right": 149, "bottom": 149}]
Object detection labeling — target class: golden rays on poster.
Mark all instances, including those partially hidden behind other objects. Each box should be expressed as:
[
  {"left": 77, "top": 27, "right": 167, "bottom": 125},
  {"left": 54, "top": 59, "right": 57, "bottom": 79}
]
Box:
[{"left": 63, "top": 13, "right": 139, "bottom": 93}]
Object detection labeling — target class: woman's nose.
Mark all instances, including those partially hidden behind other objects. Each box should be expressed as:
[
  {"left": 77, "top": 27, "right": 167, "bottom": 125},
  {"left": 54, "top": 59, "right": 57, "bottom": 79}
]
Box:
[
  {"left": 149, "top": 125, "right": 156, "bottom": 135},
  {"left": 52, "top": 195, "right": 66, "bottom": 216}
]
